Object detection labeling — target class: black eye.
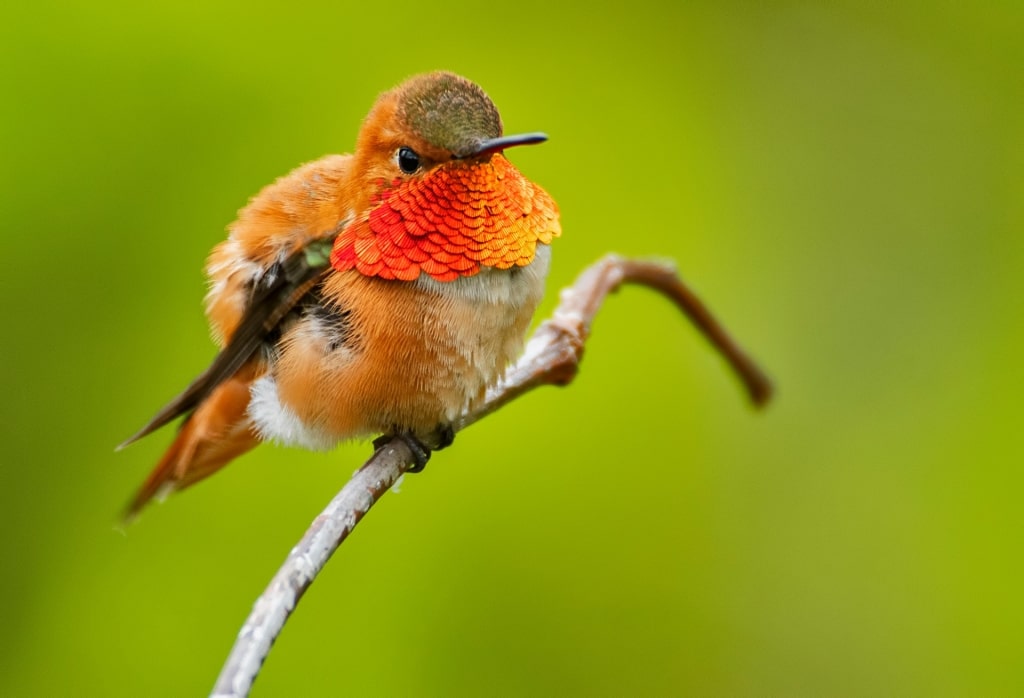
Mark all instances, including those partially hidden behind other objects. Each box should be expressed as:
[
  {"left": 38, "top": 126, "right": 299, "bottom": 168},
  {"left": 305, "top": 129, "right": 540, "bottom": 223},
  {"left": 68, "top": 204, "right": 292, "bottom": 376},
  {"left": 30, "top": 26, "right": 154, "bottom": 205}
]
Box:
[{"left": 397, "top": 146, "right": 420, "bottom": 174}]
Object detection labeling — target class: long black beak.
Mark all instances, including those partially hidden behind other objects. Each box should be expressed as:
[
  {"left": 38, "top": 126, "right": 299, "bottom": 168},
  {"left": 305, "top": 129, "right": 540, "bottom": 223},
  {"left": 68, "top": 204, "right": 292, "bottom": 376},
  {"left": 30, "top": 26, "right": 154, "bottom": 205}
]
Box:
[{"left": 462, "top": 132, "right": 548, "bottom": 158}]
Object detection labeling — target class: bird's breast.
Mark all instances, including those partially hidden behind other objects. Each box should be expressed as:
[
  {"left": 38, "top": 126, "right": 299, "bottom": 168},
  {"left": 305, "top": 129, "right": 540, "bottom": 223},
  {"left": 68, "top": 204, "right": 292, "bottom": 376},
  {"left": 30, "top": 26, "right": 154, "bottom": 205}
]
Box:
[{"left": 249, "top": 245, "right": 551, "bottom": 448}]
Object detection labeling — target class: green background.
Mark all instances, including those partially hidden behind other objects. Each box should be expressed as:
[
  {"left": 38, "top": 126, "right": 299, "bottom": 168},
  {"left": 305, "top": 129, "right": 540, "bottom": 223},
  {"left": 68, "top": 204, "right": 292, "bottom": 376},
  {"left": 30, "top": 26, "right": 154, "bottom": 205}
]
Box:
[{"left": 2, "top": 1, "right": 1021, "bottom": 695}]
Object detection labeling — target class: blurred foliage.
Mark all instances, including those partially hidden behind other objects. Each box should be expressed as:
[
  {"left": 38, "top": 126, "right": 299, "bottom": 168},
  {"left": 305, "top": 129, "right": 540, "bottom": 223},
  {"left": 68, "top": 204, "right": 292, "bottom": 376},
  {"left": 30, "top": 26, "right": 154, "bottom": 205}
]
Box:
[{"left": 1, "top": 1, "right": 1022, "bottom": 695}]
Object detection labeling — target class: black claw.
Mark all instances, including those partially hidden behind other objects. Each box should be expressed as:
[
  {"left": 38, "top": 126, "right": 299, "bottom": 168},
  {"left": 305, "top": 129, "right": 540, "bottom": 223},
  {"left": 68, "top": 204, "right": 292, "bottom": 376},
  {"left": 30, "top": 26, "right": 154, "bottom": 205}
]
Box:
[
  {"left": 373, "top": 432, "right": 431, "bottom": 473},
  {"left": 435, "top": 423, "right": 455, "bottom": 450}
]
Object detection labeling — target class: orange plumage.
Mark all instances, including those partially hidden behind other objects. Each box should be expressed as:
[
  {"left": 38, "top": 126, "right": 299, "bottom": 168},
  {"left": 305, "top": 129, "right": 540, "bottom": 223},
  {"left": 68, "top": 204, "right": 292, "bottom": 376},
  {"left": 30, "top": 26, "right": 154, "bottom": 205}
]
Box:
[{"left": 121, "top": 72, "right": 560, "bottom": 519}]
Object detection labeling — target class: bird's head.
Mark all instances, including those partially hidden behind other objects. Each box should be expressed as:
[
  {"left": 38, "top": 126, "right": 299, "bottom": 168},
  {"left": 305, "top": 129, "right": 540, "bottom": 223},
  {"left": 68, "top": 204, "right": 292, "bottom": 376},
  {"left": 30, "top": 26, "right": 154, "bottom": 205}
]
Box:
[{"left": 332, "top": 72, "right": 560, "bottom": 282}]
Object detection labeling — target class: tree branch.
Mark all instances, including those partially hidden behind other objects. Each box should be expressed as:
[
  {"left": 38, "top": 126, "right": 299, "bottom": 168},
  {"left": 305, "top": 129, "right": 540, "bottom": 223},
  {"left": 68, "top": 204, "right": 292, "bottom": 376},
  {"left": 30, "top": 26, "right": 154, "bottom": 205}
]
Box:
[{"left": 210, "top": 254, "right": 773, "bottom": 697}]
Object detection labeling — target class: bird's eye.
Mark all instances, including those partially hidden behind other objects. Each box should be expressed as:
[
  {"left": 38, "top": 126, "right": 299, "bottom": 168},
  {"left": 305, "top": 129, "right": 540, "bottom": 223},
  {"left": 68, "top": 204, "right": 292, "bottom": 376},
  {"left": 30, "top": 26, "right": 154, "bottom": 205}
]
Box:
[{"left": 397, "top": 146, "right": 420, "bottom": 174}]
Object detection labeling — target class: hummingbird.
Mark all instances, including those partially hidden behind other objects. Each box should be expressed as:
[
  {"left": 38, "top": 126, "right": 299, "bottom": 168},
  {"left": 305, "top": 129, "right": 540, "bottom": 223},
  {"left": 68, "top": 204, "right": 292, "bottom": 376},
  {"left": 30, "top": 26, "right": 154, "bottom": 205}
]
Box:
[{"left": 120, "top": 71, "right": 561, "bottom": 519}]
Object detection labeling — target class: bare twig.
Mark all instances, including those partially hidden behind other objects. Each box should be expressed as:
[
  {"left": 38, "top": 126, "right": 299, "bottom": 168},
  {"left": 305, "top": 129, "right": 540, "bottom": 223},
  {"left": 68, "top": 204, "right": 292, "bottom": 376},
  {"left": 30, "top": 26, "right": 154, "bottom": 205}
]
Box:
[{"left": 210, "top": 254, "right": 773, "bottom": 697}]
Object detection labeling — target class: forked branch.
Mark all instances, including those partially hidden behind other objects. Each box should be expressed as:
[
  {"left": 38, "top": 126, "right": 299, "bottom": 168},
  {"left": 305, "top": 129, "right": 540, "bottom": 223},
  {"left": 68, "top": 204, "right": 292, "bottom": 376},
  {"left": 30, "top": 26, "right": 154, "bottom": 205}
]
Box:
[{"left": 210, "top": 254, "right": 773, "bottom": 697}]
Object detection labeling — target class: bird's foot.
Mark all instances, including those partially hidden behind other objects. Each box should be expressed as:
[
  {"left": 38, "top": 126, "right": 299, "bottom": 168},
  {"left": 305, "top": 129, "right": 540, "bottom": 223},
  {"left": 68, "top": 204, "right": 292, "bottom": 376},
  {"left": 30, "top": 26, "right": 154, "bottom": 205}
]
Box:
[
  {"left": 373, "top": 432, "right": 432, "bottom": 473},
  {"left": 434, "top": 423, "right": 455, "bottom": 450},
  {"left": 372, "top": 424, "right": 455, "bottom": 473}
]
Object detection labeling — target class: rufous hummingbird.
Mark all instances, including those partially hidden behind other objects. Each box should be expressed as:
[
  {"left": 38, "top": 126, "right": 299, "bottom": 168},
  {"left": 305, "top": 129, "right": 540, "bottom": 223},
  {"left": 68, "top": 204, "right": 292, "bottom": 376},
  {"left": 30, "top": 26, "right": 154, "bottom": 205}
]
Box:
[{"left": 120, "top": 71, "right": 560, "bottom": 519}]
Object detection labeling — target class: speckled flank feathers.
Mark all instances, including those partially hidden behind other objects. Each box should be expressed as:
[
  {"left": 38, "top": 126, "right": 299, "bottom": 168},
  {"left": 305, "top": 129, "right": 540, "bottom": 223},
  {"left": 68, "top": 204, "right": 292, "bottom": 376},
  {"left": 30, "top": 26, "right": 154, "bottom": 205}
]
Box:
[{"left": 331, "top": 155, "right": 560, "bottom": 282}]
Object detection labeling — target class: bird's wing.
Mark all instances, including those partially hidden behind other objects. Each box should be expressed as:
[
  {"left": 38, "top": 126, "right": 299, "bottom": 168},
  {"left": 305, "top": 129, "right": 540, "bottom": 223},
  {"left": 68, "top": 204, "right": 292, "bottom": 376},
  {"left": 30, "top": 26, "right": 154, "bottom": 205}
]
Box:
[{"left": 117, "top": 236, "right": 337, "bottom": 449}]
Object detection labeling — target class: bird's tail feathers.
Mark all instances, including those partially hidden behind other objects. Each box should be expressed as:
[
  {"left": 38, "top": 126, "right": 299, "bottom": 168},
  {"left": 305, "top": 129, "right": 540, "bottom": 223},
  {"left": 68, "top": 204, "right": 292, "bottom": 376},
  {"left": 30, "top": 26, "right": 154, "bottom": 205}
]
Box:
[{"left": 123, "top": 372, "right": 259, "bottom": 522}]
